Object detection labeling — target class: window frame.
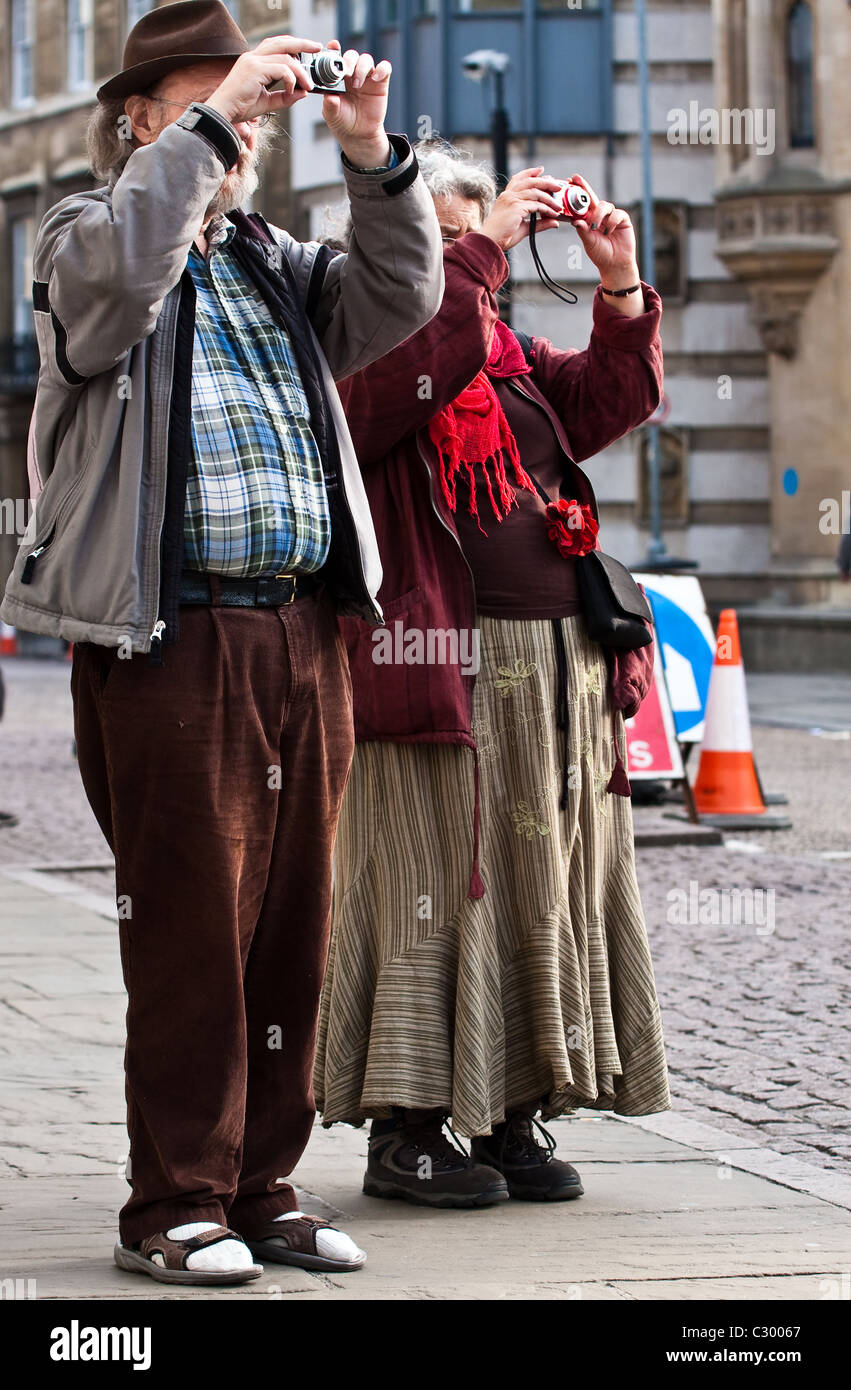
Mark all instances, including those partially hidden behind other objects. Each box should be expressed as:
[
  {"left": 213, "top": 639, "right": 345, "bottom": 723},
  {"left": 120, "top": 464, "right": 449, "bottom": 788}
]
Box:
[
  {"left": 637, "top": 426, "right": 690, "bottom": 529},
  {"left": 67, "top": 0, "right": 95, "bottom": 93},
  {"left": 10, "top": 212, "right": 37, "bottom": 343},
  {"left": 786, "top": 0, "right": 816, "bottom": 150},
  {"left": 11, "top": 0, "right": 36, "bottom": 109},
  {"left": 126, "top": 0, "right": 154, "bottom": 35}
]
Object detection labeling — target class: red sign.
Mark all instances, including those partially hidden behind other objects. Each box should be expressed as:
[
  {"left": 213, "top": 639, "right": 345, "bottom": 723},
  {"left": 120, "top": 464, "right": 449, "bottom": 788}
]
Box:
[{"left": 625, "top": 647, "right": 683, "bottom": 779}]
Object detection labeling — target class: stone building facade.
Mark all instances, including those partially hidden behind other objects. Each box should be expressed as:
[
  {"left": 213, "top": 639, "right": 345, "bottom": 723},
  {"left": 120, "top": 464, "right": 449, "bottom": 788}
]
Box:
[
  {"left": 1, "top": 0, "right": 848, "bottom": 616},
  {"left": 712, "top": 0, "right": 851, "bottom": 604}
]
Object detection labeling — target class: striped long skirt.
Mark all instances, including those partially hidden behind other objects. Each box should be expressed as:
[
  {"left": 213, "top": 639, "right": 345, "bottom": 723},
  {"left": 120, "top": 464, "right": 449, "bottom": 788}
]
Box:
[{"left": 314, "top": 613, "right": 670, "bottom": 1138}]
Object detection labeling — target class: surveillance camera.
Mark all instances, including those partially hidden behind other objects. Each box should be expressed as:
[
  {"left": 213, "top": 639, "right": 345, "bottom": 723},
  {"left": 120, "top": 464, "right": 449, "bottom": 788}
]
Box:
[{"left": 462, "top": 49, "right": 510, "bottom": 82}]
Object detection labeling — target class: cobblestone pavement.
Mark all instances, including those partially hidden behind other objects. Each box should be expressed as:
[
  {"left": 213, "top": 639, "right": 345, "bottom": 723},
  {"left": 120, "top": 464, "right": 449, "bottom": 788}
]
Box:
[{"left": 1, "top": 657, "right": 850, "bottom": 1179}]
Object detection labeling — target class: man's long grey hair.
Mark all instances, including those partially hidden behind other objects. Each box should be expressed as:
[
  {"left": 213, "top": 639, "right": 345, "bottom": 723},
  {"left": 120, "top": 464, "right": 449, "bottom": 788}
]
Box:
[
  {"left": 87, "top": 97, "right": 135, "bottom": 181},
  {"left": 86, "top": 95, "right": 275, "bottom": 184},
  {"left": 321, "top": 137, "right": 498, "bottom": 250}
]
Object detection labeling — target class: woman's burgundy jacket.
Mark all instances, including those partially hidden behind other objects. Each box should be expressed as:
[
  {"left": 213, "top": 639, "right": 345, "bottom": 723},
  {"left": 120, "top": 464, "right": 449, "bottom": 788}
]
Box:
[{"left": 336, "top": 231, "right": 663, "bottom": 894}]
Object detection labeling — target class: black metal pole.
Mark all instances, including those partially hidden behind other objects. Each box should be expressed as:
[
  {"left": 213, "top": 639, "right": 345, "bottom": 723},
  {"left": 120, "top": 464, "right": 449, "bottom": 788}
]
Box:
[{"left": 492, "top": 71, "right": 512, "bottom": 326}]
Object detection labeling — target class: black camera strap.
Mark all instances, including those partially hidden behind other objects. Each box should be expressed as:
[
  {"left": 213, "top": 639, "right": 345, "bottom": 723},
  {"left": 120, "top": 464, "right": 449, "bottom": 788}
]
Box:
[{"left": 528, "top": 213, "right": 578, "bottom": 306}]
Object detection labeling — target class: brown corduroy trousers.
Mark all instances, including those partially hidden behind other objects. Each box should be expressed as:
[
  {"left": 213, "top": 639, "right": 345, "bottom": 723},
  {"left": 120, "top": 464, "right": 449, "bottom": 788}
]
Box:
[{"left": 71, "top": 587, "right": 354, "bottom": 1246}]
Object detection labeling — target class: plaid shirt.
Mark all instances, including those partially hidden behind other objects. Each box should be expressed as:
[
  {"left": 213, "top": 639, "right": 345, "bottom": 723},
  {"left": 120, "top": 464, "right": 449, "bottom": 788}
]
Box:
[{"left": 183, "top": 216, "right": 330, "bottom": 577}]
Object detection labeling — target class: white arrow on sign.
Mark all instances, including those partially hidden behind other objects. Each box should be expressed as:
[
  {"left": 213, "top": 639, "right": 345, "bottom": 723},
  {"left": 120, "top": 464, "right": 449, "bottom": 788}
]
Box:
[{"left": 662, "top": 642, "right": 702, "bottom": 711}]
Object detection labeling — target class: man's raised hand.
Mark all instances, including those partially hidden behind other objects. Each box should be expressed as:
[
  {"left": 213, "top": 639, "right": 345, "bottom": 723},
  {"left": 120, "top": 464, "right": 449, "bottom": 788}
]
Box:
[
  {"left": 319, "top": 39, "right": 393, "bottom": 169},
  {"left": 204, "top": 35, "right": 323, "bottom": 126}
]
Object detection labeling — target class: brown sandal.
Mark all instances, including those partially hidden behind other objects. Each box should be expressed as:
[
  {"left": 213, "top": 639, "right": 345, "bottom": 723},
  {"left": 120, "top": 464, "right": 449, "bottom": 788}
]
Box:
[
  {"left": 240, "top": 1215, "right": 366, "bottom": 1273},
  {"left": 113, "top": 1225, "right": 263, "bottom": 1285}
]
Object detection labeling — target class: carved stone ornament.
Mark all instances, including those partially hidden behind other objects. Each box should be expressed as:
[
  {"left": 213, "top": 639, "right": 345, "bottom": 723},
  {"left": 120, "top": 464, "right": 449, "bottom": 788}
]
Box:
[
  {"left": 748, "top": 289, "right": 811, "bottom": 359},
  {"left": 714, "top": 189, "right": 839, "bottom": 358}
]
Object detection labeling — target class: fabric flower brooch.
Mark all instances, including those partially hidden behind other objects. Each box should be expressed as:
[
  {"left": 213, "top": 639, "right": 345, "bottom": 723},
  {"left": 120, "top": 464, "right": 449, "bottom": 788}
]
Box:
[{"left": 545, "top": 499, "right": 599, "bottom": 558}]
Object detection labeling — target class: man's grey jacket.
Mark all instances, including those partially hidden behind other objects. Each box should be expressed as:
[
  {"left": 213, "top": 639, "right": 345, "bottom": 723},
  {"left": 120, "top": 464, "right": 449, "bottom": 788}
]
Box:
[{"left": 0, "top": 103, "right": 444, "bottom": 655}]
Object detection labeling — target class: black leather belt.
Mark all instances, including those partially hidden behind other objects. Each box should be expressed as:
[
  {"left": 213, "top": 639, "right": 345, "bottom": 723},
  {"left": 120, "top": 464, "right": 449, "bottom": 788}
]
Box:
[{"left": 179, "top": 571, "right": 321, "bottom": 607}]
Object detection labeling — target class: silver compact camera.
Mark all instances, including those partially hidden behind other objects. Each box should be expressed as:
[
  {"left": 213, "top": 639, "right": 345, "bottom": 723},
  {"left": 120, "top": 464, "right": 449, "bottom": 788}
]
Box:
[{"left": 299, "top": 49, "right": 348, "bottom": 94}]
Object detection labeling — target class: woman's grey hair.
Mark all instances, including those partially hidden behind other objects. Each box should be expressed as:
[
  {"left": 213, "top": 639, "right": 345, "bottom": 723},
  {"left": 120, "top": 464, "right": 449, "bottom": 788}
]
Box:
[
  {"left": 318, "top": 137, "right": 498, "bottom": 250},
  {"left": 414, "top": 139, "right": 497, "bottom": 223}
]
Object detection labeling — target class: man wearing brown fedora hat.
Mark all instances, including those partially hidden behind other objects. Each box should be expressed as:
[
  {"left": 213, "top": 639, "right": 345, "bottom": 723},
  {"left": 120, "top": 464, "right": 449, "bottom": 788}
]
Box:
[{"left": 1, "top": 0, "right": 443, "bottom": 1285}]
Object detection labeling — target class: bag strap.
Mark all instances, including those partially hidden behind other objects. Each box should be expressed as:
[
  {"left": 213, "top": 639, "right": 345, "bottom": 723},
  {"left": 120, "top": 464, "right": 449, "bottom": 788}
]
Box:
[
  {"left": 514, "top": 330, "right": 534, "bottom": 364},
  {"left": 521, "top": 460, "right": 553, "bottom": 508}
]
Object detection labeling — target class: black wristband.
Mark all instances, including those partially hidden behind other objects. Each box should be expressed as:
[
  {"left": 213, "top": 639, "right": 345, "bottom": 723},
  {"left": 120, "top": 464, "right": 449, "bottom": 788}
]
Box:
[
  {"left": 176, "top": 103, "right": 242, "bottom": 171},
  {"left": 600, "top": 282, "right": 641, "bottom": 298}
]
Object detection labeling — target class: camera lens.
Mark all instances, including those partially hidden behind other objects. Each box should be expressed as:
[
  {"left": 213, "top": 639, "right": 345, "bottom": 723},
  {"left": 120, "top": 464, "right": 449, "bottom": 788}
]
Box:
[
  {"left": 565, "top": 185, "right": 591, "bottom": 216},
  {"left": 313, "top": 52, "right": 347, "bottom": 87}
]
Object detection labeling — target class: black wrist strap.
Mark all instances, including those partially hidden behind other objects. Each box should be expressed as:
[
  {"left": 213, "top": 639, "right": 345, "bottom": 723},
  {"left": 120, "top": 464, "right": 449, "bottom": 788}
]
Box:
[
  {"left": 601, "top": 282, "right": 641, "bottom": 298},
  {"left": 528, "top": 214, "right": 578, "bottom": 306}
]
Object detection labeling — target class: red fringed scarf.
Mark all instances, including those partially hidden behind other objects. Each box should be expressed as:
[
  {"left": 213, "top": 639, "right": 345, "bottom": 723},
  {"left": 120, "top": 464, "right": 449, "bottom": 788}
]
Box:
[{"left": 427, "top": 320, "right": 537, "bottom": 533}]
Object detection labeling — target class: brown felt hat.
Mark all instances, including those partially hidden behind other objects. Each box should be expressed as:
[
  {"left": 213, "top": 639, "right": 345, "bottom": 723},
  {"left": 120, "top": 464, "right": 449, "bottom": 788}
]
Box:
[{"left": 96, "top": 0, "right": 249, "bottom": 101}]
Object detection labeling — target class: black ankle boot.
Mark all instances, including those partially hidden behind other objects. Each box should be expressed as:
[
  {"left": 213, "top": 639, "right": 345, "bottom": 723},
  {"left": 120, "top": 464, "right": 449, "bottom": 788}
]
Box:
[
  {"left": 364, "top": 1109, "right": 509, "bottom": 1208},
  {"left": 471, "top": 1114, "right": 584, "bottom": 1201}
]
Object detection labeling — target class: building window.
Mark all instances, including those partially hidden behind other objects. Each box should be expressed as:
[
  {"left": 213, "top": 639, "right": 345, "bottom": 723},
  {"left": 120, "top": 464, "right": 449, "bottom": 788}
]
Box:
[
  {"left": 11, "top": 215, "right": 36, "bottom": 342},
  {"left": 126, "top": 0, "right": 154, "bottom": 33},
  {"left": 455, "top": 0, "right": 521, "bottom": 10},
  {"left": 68, "top": 0, "right": 94, "bottom": 90},
  {"left": 350, "top": 0, "right": 368, "bottom": 30},
  {"left": 787, "top": 0, "right": 815, "bottom": 148},
  {"left": 727, "top": 0, "right": 748, "bottom": 167},
  {"left": 638, "top": 428, "right": 688, "bottom": 526},
  {"left": 11, "top": 0, "right": 35, "bottom": 107},
  {"left": 633, "top": 203, "right": 687, "bottom": 304}
]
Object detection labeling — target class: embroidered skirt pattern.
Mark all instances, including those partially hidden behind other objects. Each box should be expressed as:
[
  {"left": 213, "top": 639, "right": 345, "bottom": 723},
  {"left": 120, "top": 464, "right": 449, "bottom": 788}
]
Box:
[{"left": 314, "top": 613, "right": 670, "bottom": 1137}]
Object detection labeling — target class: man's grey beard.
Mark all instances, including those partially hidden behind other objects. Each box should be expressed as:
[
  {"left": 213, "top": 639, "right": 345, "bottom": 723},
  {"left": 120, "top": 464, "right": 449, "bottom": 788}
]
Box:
[
  {"left": 205, "top": 155, "right": 260, "bottom": 218},
  {"left": 205, "top": 128, "right": 272, "bottom": 218}
]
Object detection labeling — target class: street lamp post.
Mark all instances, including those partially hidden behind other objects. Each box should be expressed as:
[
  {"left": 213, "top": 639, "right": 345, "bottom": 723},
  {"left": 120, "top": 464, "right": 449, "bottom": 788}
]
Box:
[
  {"left": 463, "top": 49, "right": 512, "bottom": 325},
  {"left": 635, "top": 0, "right": 667, "bottom": 565},
  {"left": 635, "top": 0, "right": 696, "bottom": 572}
]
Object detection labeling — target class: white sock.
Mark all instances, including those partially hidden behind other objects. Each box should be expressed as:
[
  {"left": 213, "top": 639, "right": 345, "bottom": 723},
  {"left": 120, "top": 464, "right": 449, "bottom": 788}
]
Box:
[
  {"left": 159, "top": 1221, "right": 255, "bottom": 1273},
  {"left": 274, "top": 1210, "right": 365, "bottom": 1263}
]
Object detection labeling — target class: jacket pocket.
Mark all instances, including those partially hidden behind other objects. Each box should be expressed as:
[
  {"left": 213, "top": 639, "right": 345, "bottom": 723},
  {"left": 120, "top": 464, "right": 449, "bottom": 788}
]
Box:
[
  {"left": 20, "top": 524, "right": 57, "bottom": 584},
  {"left": 19, "top": 439, "right": 96, "bottom": 585},
  {"left": 379, "top": 585, "right": 424, "bottom": 619}
]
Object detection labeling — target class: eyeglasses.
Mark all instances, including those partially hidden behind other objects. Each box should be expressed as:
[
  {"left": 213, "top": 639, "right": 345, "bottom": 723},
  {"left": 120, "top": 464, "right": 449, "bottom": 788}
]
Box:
[{"left": 145, "top": 95, "right": 276, "bottom": 127}]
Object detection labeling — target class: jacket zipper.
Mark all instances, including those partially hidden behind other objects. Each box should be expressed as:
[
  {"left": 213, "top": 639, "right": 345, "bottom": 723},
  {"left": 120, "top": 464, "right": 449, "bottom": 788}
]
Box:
[
  {"left": 415, "top": 432, "right": 485, "bottom": 900},
  {"left": 148, "top": 619, "right": 166, "bottom": 665},
  {"left": 20, "top": 527, "right": 56, "bottom": 584},
  {"left": 144, "top": 283, "right": 182, "bottom": 665},
  {"left": 415, "top": 434, "right": 477, "bottom": 604},
  {"left": 19, "top": 429, "right": 103, "bottom": 585}
]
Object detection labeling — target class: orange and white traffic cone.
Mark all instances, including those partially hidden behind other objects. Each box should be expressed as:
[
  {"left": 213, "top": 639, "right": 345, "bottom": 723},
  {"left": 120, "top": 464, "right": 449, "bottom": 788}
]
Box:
[
  {"left": 0, "top": 622, "right": 18, "bottom": 656},
  {"left": 692, "top": 609, "right": 790, "bottom": 828}
]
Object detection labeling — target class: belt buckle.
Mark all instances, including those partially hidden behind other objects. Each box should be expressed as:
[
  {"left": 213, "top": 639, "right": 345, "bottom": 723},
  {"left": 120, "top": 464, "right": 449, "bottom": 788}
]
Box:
[{"left": 274, "top": 573, "right": 297, "bottom": 605}]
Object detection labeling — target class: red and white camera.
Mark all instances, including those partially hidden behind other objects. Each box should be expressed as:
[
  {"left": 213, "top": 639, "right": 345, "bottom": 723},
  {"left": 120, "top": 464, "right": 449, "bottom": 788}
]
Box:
[{"left": 553, "top": 178, "right": 593, "bottom": 222}]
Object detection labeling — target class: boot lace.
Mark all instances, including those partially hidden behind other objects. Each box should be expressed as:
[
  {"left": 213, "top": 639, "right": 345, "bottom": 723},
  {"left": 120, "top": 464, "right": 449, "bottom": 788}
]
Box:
[
  {"left": 500, "top": 1115, "right": 556, "bottom": 1164},
  {"left": 402, "top": 1117, "right": 472, "bottom": 1173}
]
